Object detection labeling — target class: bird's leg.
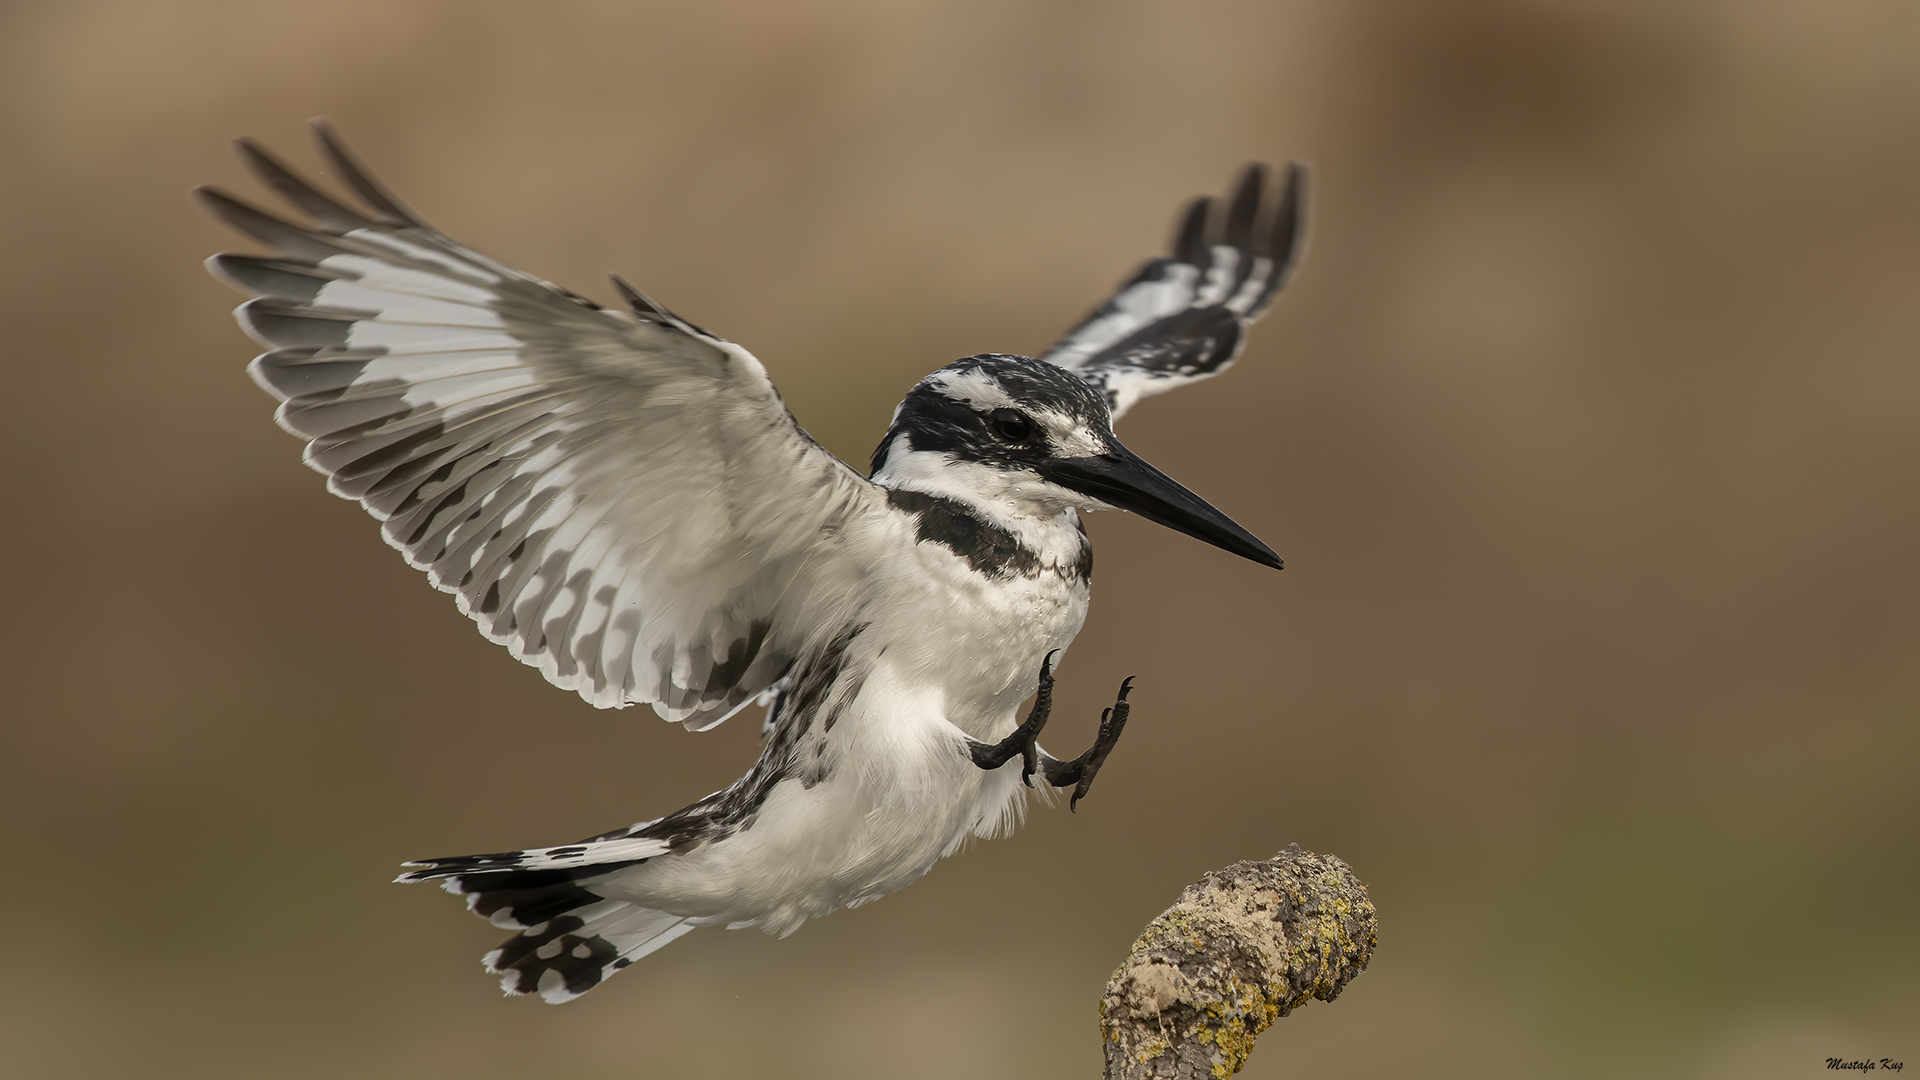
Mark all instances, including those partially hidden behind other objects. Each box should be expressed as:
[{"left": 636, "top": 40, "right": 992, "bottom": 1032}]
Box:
[
  {"left": 1040, "top": 676, "right": 1134, "bottom": 812},
  {"left": 967, "top": 650, "right": 1059, "bottom": 787}
]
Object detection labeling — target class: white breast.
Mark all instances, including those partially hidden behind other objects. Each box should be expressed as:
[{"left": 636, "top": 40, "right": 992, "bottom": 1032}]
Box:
[
  {"left": 863, "top": 504, "right": 1092, "bottom": 740},
  {"left": 594, "top": 505, "right": 1093, "bottom": 933}
]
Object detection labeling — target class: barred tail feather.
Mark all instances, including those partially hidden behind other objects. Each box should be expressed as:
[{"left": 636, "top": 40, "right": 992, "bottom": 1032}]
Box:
[
  {"left": 398, "top": 835, "right": 688, "bottom": 1002},
  {"left": 482, "top": 895, "right": 695, "bottom": 1003}
]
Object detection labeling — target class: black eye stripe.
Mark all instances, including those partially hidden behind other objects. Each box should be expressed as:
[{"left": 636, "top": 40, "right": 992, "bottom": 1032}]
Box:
[{"left": 988, "top": 408, "right": 1033, "bottom": 441}]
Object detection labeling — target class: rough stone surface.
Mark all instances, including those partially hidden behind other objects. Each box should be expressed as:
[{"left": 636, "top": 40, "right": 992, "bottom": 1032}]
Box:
[{"left": 1099, "top": 845, "right": 1377, "bottom": 1079}]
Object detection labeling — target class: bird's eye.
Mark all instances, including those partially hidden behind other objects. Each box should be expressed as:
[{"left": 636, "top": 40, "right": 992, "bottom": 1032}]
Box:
[{"left": 988, "top": 408, "right": 1033, "bottom": 442}]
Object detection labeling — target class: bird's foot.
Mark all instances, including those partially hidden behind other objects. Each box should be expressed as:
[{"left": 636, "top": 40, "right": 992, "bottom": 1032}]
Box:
[
  {"left": 1042, "top": 676, "right": 1134, "bottom": 812},
  {"left": 967, "top": 650, "right": 1059, "bottom": 787}
]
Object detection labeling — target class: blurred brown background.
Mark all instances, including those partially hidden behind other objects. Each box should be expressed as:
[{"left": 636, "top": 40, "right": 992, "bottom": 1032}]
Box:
[{"left": 1, "top": 1, "right": 1914, "bottom": 1077}]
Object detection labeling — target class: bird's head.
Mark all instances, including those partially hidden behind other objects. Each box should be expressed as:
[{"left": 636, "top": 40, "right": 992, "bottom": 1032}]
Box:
[{"left": 870, "top": 354, "right": 1280, "bottom": 569}]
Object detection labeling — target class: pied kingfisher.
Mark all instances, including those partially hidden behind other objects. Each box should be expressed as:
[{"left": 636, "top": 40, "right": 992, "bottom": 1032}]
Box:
[{"left": 200, "top": 122, "right": 1304, "bottom": 1003}]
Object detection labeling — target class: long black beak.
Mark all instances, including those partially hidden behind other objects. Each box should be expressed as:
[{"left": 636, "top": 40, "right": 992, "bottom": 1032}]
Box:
[{"left": 1042, "top": 441, "right": 1282, "bottom": 569}]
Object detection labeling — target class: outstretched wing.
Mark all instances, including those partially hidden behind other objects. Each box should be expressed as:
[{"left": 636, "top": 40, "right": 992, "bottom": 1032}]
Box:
[
  {"left": 200, "top": 121, "right": 882, "bottom": 729},
  {"left": 1042, "top": 163, "right": 1305, "bottom": 423}
]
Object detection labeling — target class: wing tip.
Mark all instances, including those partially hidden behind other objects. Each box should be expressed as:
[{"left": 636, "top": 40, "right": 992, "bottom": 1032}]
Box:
[
  {"left": 1172, "top": 194, "right": 1214, "bottom": 266},
  {"left": 1223, "top": 163, "right": 1266, "bottom": 248},
  {"left": 609, "top": 274, "right": 665, "bottom": 318},
  {"left": 1261, "top": 160, "right": 1309, "bottom": 296},
  {"left": 307, "top": 117, "right": 427, "bottom": 229}
]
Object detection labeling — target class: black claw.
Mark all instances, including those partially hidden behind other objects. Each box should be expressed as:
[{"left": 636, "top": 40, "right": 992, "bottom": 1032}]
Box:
[
  {"left": 967, "top": 651, "right": 1059, "bottom": 785},
  {"left": 1040, "top": 674, "right": 1136, "bottom": 812},
  {"left": 1070, "top": 679, "right": 1133, "bottom": 811}
]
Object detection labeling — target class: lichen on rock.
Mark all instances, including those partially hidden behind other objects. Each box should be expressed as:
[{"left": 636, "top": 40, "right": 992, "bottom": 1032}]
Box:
[{"left": 1098, "top": 845, "right": 1377, "bottom": 1079}]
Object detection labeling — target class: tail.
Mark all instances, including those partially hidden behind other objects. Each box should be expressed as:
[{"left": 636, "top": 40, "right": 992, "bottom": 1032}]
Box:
[{"left": 398, "top": 836, "right": 694, "bottom": 1003}]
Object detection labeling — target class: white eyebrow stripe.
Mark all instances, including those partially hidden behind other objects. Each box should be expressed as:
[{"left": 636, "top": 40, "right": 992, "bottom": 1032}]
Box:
[
  {"left": 927, "top": 367, "right": 1016, "bottom": 410},
  {"left": 1038, "top": 409, "right": 1106, "bottom": 458}
]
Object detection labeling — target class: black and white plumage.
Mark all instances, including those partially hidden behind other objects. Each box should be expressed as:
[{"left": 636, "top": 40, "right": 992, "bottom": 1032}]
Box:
[
  {"left": 1045, "top": 161, "right": 1304, "bottom": 421},
  {"left": 200, "top": 123, "right": 1305, "bottom": 1003}
]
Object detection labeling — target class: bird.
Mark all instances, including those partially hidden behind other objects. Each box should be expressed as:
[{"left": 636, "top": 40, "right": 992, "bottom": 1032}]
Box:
[{"left": 198, "top": 121, "right": 1304, "bottom": 1003}]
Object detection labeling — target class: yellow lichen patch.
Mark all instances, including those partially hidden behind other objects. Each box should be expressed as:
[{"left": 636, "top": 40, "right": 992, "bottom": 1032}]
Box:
[
  {"left": 1134, "top": 1036, "right": 1170, "bottom": 1063},
  {"left": 1101, "top": 848, "right": 1377, "bottom": 1079}
]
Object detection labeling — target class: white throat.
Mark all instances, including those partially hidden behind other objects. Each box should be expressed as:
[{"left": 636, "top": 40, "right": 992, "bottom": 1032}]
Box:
[{"left": 873, "top": 437, "right": 1093, "bottom": 555}]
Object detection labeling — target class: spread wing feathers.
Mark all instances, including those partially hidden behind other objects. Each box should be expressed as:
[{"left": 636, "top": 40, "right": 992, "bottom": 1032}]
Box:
[
  {"left": 1042, "top": 162, "right": 1305, "bottom": 423},
  {"left": 199, "top": 120, "right": 880, "bottom": 727}
]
